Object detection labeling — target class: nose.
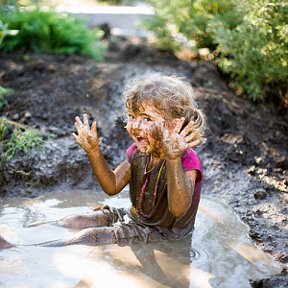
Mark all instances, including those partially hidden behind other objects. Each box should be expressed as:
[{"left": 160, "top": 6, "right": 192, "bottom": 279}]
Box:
[{"left": 131, "top": 119, "right": 143, "bottom": 132}]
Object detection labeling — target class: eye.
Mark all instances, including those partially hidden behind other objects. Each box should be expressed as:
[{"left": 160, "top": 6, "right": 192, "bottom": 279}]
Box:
[
  {"left": 143, "top": 117, "right": 152, "bottom": 122},
  {"left": 127, "top": 113, "right": 135, "bottom": 120}
]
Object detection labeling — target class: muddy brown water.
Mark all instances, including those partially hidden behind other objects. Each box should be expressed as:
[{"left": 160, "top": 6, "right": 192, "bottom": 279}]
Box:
[{"left": 0, "top": 189, "right": 281, "bottom": 288}]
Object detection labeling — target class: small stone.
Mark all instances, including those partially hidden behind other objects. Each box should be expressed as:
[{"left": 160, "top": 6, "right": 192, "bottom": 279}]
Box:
[
  {"left": 249, "top": 230, "right": 261, "bottom": 240},
  {"left": 12, "top": 113, "right": 20, "bottom": 121},
  {"left": 48, "top": 126, "right": 65, "bottom": 137},
  {"left": 24, "top": 111, "right": 31, "bottom": 119},
  {"left": 254, "top": 190, "right": 267, "bottom": 200},
  {"left": 253, "top": 209, "right": 263, "bottom": 217},
  {"left": 254, "top": 156, "right": 262, "bottom": 164},
  {"left": 69, "top": 143, "right": 78, "bottom": 150},
  {"left": 247, "top": 165, "right": 256, "bottom": 175},
  {"left": 41, "top": 113, "right": 48, "bottom": 120}
]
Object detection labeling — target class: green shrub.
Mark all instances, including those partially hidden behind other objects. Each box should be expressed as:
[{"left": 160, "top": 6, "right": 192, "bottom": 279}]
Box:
[
  {"left": 98, "top": 0, "right": 134, "bottom": 4},
  {"left": 0, "top": 19, "right": 8, "bottom": 46},
  {"left": 0, "top": 85, "right": 13, "bottom": 109},
  {"left": 99, "top": 0, "right": 123, "bottom": 4},
  {"left": 2, "top": 125, "right": 44, "bottom": 160},
  {"left": 213, "top": 0, "right": 288, "bottom": 100},
  {"left": 0, "top": 118, "right": 44, "bottom": 174},
  {"left": 0, "top": 8, "right": 106, "bottom": 59},
  {"left": 147, "top": 0, "right": 288, "bottom": 101},
  {"left": 147, "top": 0, "right": 245, "bottom": 50},
  {"left": 0, "top": 117, "right": 9, "bottom": 142}
]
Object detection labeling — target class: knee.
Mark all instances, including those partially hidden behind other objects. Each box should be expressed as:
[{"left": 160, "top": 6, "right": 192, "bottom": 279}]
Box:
[
  {"left": 76, "top": 228, "right": 116, "bottom": 245},
  {"left": 57, "top": 215, "right": 87, "bottom": 229}
]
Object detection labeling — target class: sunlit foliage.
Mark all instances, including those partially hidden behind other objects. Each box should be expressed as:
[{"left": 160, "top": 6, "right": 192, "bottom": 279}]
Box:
[
  {"left": 0, "top": 7, "right": 106, "bottom": 59},
  {"left": 147, "top": 0, "right": 288, "bottom": 101}
]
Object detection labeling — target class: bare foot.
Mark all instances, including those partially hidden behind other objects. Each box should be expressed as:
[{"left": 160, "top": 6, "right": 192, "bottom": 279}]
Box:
[{"left": 0, "top": 235, "right": 15, "bottom": 249}]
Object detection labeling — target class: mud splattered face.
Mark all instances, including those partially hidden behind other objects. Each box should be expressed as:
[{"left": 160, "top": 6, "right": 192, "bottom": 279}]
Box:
[{"left": 126, "top": 102, "right": 168, "bottom": 155}]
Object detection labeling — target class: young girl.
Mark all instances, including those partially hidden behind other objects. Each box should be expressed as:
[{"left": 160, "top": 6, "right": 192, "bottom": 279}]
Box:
[{"left": 0, "top": 74, "right": 205, "bottom": 248}]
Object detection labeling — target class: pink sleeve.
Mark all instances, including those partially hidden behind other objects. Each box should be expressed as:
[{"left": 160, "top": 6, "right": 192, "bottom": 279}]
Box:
[
  {"left": 126, "top": 143, "right": 138, "bottom": 163},
  {"left": 181, "top": 148, "right": 203, "bottom": 181}
]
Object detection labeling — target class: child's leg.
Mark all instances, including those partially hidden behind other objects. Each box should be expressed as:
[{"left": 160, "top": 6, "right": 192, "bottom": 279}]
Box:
[
  {"left": 55, "top": 206, "right": 122, "bottom": 229},
  {"left": 35, "top": 227, "right": 116, "bottom": 247},
  {"left": 56, "top": 211, "right": 111, "bottom": 229},
  {"left": 0, "top": 235, "right": 15, "bottom": 249}
]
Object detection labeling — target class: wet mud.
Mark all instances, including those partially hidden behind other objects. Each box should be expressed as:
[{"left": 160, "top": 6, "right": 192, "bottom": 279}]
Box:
[{"left": 0, "top": 37, "right": 287, "bottom": 287}]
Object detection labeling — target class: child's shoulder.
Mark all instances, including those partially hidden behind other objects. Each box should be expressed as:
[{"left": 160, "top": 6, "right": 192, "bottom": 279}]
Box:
[
  {"left": 181, "top": 147, "right": 200, "bottom": 159},
  {"left": 181, "top": 148, "right": 202, "bottom": 172}
]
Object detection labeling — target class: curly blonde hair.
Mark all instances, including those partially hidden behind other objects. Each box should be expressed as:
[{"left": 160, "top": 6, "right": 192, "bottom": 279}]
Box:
[{"left": 122, "top": 73, "right": 206, "bottom": 135}]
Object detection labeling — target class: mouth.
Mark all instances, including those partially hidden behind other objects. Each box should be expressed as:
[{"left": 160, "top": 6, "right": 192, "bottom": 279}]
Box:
[{"left": 136, "top": 136, "right": 146, "bottom": 144}]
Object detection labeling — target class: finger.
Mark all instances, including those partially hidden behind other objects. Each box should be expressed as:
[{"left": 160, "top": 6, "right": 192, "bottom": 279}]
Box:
[
  {"left": 174, "top": 117, "right": 185, "bottom": 134},
  {"left": 83, "top": 114, "right": 89, "bottom": 127},
  {"left": 185, "top": 129, "right": 200, "bottom": 143},
  {"left": 180, "top": 120, "right": 195, "bottom": 137},
  {"left": 75, "top": 116, "right": 83, "bottom": 125},
  {"left": 74, "top": 124, "right": 80, "bottom": 133},
  {"left": 185, "top": 139, "right": 202, "bottom": 149},
  {"left": 91, "top": 121, "right": 97, "bottom": 134},
  {"left": 162, "top": 127, "right": 169, "bottom": 144},
  {"left": 75, "top": 116, "right": 84, "bottom": 130}
]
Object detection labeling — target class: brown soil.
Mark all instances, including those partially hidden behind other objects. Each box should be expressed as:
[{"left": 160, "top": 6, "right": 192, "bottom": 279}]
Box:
[{"left": 0, "top": 36, "right": 287, "bottom": 287}]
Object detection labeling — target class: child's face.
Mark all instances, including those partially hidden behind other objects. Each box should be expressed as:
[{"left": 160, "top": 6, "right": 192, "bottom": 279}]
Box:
[{"left": 126, "top": 102, "right": 168, "bottom": 155}]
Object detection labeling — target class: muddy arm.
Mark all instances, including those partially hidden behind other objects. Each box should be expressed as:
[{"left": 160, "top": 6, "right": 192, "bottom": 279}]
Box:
[
  {"left": 162, "top": 118, "right": 201, "bottom": 217},
  {"left": 166, "top": 159, "right": 196, "bottom": 217},
  {"left": 87, "top": 153, "right": 130, "bottom": 196},
  {"left": 73, "top": 114, "right": 130, "bottom": 195}
]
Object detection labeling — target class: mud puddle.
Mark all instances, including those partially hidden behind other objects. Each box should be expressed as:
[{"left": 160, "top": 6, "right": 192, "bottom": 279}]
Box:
[{"left": 0, "top": 190, "right": 281, "bottom": 288}]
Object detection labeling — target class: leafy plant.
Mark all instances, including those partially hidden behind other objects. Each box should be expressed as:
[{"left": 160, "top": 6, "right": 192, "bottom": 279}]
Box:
[
  {"left": 0, "top": 117, "right": 9, "bottom": 142},
  {"left": 0, "top": 8, "right": 106, "bottom": 59},
  {"left": 0, "top": 85, "right": 13, "bottom": 109},
  {"left": 0, "top": 20, "right": 8, "bottom": 46},
  {"left": 3, "top": 126, "right": 44, "bottom": 160},
  {"left": 213, "top": 0, "right": 288, "bottom": 100},
  {"left": 147, "top": 0, "right": 288, "bottom": 102},
  {"left": 147, "top": 0, "right": 245, "bottom": 51},
  {"left": 99, "top": 0, "right": 123, "bottom": 4},
  {"left": 0, "top": 117, "right": 44, "bottom": 177},
  {"left": 98, "top": 0, "right": 134, "bottom": 4}
]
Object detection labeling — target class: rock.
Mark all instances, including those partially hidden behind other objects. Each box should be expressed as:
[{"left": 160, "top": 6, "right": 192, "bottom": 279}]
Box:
[
  {"left": 254, "top": 190, "right": 268, "bottom": 200},
  {"left": 247, "top": 165, "right": 257, "bottom": 175},
  {"left": 249, "top": 230, "right": 261, "bottom": 241},
  {"left": 98, "top": 23, "right": 111, "bottom": 39},
  {"left": 12, "top": 113, "right": 20, "bottom": 121},
  {"left": 254, "top": 156, "right": 262, "bottom": 164},
  {"left": 24, "top": 111, "right": 31, "bottom": 119},
  {"left": 48, "top": 126, "right": 66, "bottom": 137}
]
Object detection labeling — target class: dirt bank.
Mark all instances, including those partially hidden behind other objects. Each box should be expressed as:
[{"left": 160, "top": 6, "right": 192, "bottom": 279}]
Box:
[{"left": 0, "top": 37, "right": 287, "bottom": 287}]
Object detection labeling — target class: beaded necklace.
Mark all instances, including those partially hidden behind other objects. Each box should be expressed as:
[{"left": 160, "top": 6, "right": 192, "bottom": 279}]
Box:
[{"left": 138, "top": 155, "right": 166, "bottom": 219}]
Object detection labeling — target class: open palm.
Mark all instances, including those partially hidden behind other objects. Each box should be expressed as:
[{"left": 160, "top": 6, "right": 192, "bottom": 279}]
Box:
[{"left": 73, "top": 114, "right": 99, "bottom": 154}]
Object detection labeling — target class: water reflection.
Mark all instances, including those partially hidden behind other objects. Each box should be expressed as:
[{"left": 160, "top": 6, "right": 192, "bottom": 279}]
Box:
[{"left": 0, "top": 190, "right": 282, "bottom": 288}]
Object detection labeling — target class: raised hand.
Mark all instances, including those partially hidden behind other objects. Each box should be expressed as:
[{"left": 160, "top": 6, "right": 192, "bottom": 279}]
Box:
[
  {"left": 161, "top": 117, "right": 202, "bottom": 160},
  {"left": 72, "top": 114, "right": 99, "bottom": 155}
]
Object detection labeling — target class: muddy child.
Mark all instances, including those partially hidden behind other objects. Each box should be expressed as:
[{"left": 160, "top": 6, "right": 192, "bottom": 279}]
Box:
[{"left": 0, "top": 74, "right": 205, "bottom": 248}]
